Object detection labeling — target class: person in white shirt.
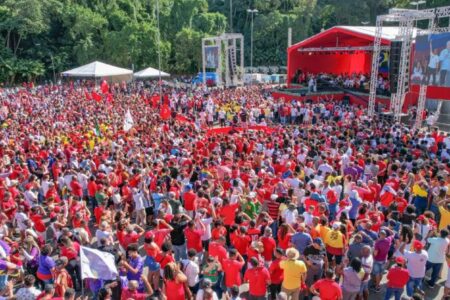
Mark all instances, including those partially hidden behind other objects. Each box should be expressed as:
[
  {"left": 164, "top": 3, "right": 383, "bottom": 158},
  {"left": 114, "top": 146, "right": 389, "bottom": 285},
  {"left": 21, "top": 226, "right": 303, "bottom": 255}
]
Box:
[
  {"left": 399, "top": 240, "right": 428, "bottom": 297},
  {"left": 360, "top": 245, "right": 374, "bottom": 299},
  {"left": 182, "top": 249, "right": 200, "bottom": 293},
  {"left": 425, "top": 229, "right": 450, "bottom": 287},
  {"left": 427, "top": 42, "right": 440, "bottom": 85},
  {"left": 15, "top": 274, "right": 41, "bottom": 300},
  {"left": 283, "top": 204, "right": 298, "bottom": 226}
]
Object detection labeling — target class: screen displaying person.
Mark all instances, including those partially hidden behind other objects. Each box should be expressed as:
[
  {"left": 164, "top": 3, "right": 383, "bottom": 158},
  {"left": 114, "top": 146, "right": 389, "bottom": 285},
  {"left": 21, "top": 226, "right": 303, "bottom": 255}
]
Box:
[
  {"left": 427, "top": 42, "right": 439, "bottom": 85},
  {"left": 439, "top": 40, "right": 450, "bottom": 86}
]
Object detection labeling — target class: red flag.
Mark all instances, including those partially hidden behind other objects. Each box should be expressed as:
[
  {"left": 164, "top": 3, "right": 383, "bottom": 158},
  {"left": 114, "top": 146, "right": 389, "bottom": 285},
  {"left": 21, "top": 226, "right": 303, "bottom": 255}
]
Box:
[
  {"left": 151, "top": 95, "right": 160, "bottom": 108},
  {"left": 163, "top": 94, "right": 169, "bottom": 105},
  {"left": 92, "top": 91, "right": 102, "bottom": 102},
  {"left": 101, "top": 80, "right": 109, "bottom": 94},
  {"left": 160, "top": 104, "right": 171, "bottom": 120}
]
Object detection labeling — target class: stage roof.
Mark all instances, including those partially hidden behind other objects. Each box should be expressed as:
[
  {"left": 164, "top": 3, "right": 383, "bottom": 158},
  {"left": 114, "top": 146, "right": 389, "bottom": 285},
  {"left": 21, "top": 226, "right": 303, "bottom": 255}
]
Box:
[{"left": 289, "top": 26, "right": 418, "bottom": 51}]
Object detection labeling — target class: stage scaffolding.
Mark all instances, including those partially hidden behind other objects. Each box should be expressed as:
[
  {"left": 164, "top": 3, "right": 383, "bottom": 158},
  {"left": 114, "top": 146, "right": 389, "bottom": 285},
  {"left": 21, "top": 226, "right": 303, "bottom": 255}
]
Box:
[
  {"left": 202, "top": 34, "right": 244, "bottom": 87},
  {"left": 367, "top": 6, "right": 450, "bottom": 128}
]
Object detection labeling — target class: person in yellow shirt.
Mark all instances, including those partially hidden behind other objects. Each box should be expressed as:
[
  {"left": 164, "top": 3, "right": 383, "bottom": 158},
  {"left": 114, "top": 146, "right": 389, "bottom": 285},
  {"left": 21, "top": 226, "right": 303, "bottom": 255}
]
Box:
[
  {"left": 437, "top": 197, "right": 450, "bottom": 231},
  {"left": 412, "top": 181, "right": 429, "bottom": 215},
  {"left": 319, "top": 216, "right": 331, "bottom": 242},
  {"left": 325, "top": 222, "right": 345, "bottom": 266},
  {"left": 280, "top": 248, "right": 307, "bottom": 300}
]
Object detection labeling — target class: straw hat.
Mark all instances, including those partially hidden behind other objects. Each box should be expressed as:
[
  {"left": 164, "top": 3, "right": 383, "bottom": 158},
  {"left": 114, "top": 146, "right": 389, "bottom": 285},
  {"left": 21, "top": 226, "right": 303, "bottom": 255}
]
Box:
[{"left": 286, "top": 247, "right": 299, "bottom": 260}]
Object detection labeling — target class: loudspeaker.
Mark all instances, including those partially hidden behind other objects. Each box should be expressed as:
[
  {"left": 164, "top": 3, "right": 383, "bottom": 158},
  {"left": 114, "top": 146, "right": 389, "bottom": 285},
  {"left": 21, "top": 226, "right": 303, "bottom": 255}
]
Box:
[{"left": 389, "top": 41, "right": 409, "bottom": 93}]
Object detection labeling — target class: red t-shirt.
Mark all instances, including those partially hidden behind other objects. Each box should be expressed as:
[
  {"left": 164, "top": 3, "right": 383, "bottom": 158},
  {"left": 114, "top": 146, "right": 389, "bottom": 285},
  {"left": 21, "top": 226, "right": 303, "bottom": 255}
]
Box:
[
  {"left": 70, "top": 181, "right": 83, "bottom": 197},
  {"left": 311, "top": 278, "right": 343, "bottom": 300},
  {"left": 208, "top": 242, "right": 227, "bottom": 264},
  {"left": 219, "top": 203, "right": 239, "bottom": 226},
  {"left": 244, "top": 266, "right": 270, "bottom": 296},
  {"left": 260, "top": 236, "right": 276, "bottom": 261},
  {"left": 183, "top": 191, "right": 197, "bottom": 211},
  {"left": 60, "top": 242, "right": 80, "bottom": 261},
  {"left": 222, "top": 258, "right": 244, "bottom": 287},
  {"left": 269, "top": 258, "right": 284, "bottom": 284},
  {"left": 121, "top": 232, "right": 139, "bottom": 249},
  {"left": 387, "top": 266, "right": 410, "bottom": 288},
  {"left": 150, "top": 228, "right": 172, "bottom": 247},
  {"left": 87, "top": 181, "right": 97, "bottom": 197},
  {"left": 232, "top": 234, "right": 251, "bottom": 255},
  {"left": 121, "top": 288, "right": 146, "bottom": 300},
  {"left": 184, "top": 227, "right": 203, "bottom": 252}
]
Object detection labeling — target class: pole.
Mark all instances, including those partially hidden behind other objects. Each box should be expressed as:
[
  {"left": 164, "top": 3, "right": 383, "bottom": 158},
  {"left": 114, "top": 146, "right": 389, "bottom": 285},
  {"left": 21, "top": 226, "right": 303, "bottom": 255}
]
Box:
[
  {"left": 229, "top": 0, "right": 232, "bottom": 32},
  {"left": 50, "top": 53, "right": 56, "bottom": 84},
  {"left": 288, "top": 27, "right": 292, "bottom": 48},
  {"left": 250, "top": 12, "right": 254, "bottom": 75},
  {"left": 156, "top": 0, "right": 163, "bottom": 104}
]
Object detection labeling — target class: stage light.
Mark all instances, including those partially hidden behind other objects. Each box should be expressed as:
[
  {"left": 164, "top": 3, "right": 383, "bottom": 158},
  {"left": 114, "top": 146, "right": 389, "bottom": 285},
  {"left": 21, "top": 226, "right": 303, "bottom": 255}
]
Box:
[{"left": 309, "top": 52, "right": 312, "bottom": 55}]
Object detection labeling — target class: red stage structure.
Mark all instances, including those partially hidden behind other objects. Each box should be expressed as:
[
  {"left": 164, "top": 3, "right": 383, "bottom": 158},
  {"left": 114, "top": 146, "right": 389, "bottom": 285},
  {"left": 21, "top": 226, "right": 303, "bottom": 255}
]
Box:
[{"left": 287, "top": 26, "right": 399, "bottom": 85}]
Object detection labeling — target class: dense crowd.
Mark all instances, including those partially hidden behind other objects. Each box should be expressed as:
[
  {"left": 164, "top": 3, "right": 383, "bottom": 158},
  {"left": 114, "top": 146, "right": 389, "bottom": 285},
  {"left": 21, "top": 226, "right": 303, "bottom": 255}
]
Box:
[{"left": 0, "top": 81, "right": 447, "bottom": 300}]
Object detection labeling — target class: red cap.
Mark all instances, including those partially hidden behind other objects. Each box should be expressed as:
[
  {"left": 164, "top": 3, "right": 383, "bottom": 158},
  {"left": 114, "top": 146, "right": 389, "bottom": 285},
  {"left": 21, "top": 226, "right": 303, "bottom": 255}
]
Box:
[
  {"left": 54, "top": 206, "right": 61, "bottom": 213},
  {"left": 416, "top": 215, "right": 426, "bottom": 221},
  {"left": 395, "top": 256, "right": 406, "bottom": 264},
  {"left": 49, "top": 212, "right": 56, "bottom": 219},
  {"left": 413, "top": 240, "right": 424, "bottom": 250},
  {"left": 144, "top": 232, "right": 155, "bottom": 240}
]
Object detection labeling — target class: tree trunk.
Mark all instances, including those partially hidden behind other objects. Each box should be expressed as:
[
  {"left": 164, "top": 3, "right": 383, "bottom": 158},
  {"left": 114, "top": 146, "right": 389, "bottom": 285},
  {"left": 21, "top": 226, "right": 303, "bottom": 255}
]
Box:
[{"left": 14, "top": 34, "right": 22, "bottom": 56}]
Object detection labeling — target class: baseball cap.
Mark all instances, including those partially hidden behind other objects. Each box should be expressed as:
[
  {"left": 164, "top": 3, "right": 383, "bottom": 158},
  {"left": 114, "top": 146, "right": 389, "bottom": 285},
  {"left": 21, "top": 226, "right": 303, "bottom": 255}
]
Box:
[
  {"left": 413, "top": 240, "right": 424, "bottom": 251},
  {"left": 313, "top": 238, "right": 323, "bottom": 246},
  {"left": 395, "top": 256, "right": 406, "bottom": 264}
]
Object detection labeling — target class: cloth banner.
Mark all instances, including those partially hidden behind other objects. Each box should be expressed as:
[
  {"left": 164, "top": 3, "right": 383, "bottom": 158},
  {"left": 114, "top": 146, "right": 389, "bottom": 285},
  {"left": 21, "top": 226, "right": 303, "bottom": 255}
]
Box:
[
  {"left": 206, "top": 126, "right": 277, "bottom": 136},
  {"left": 92, "top": 92, "right": 102, "bottom": 102},
  {"left": 80, "top": 246, "right": 118, "bottom": 280},
  {"left": 101, "top": 80, "right": 109, "bottom": 94},
  {"left": 160, "top": 105, "right": 171, "bottom": 120},
  {"left": 123, "top": 109, "right": 134, "bottom": 132},
  {"left": 205, "top": 46, "right": 219, "bottom": 68}
]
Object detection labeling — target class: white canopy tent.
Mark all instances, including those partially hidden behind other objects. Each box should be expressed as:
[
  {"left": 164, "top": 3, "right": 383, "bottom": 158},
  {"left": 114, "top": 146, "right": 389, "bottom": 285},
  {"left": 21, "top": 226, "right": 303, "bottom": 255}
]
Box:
[
  {"left": 61, "top": 61, "right": 133, "bottom": 82},
  {"left": 134, "top": 67, "right": 170, "bottom": 79}
]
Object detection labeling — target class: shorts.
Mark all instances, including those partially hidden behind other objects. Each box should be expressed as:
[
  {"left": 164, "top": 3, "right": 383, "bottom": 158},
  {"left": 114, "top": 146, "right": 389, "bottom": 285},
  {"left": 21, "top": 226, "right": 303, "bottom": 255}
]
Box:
[
  {"left": 144, "top": 256, "right": 160, "bottom": 272},
  {"left": 360, "top": 281, "right": 369, "bottom": 293},
  {"left": 372, "top": 261, "right": 386, "bottom": 276},
  {"left": 326, "top": 252, "right": 343, "bottom": 265}
]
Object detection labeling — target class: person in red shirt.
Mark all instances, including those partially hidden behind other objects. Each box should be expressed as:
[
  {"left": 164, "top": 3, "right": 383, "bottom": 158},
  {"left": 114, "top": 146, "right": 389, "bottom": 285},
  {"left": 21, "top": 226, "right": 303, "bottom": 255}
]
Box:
[
  {"left": 184, "top": 219, "right": 205, "bottom": 253},
  {"left": 87, "top": 176, "right": 97, "bottom": 209},
  {"left": 70, "top": 177, "right": 83, "bottom": 200},
  {"left": 232, "top": 226, "right": 251, "bottom": 256},
  {"left": 269, "top": 248, "right": 284, "bottom": 299},
  {"left": 244, "top": 257, "right": 271, "bottom": 299},
  {"left": 219, "top": 199, "right": 240, "bottom": 227},
  {"left": 182, "top": 186, "right": 197, "bottom": 217},
  {"left": 208, "top": 237, "right": 228, "bottom": 265},
  {"left": 120, "top": 225, "right": 145, "bottom": 250},
  {"left": 121, "top": 276, "right": 153, "bottom": 300},
  {"left": 310, "top": 268, "right": 343, "bottom": 300},
  {"left": 384, "top": 256, "right": 410, "bottom": 300},
  {"left": 260, "top": 227, "right": 276, "bottom": 263},
  {"left": 222, "top": 249, "right": 245, "bottom": 289}
]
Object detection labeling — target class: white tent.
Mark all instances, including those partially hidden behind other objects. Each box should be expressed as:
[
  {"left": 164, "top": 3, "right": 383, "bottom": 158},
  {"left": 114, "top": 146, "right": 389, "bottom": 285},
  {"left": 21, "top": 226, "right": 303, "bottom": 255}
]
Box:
[
  {"left": 62, "top": 61, "right": 133, "bottom": 82},
  {"left": 134, "top": 67, "right": 170, "bottom": 79}
]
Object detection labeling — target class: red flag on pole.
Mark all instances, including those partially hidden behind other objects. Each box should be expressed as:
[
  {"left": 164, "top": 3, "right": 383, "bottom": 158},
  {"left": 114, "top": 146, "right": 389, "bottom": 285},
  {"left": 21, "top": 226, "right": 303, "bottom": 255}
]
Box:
[
  {"left": 92, "top": 91, "right": 102, "bottom": 102},
  {"left": 160, "top": 104, "right": 171, "bottom": 120}
]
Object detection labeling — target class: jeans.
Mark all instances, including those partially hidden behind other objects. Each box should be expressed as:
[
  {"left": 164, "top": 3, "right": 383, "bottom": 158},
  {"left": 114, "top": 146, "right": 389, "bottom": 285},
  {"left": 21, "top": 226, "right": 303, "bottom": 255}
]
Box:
[
  {"left": 173, "top": 243, "right": 187, "bottom": 261},
  {"left": 384, "top": 287, "right": 403, "bottom": 300},
  {"left": 426, "top": 261, "right": 443, "bottom": 286},
  {"left": 406, "top": 277, "right": 423, "bottom": 297}
]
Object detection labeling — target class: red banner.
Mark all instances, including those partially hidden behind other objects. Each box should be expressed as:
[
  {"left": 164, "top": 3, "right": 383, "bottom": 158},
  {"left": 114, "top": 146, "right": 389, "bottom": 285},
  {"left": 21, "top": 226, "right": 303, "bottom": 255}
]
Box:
[{"left": 160, "top": 104, "right": 171, "bottom": 120}]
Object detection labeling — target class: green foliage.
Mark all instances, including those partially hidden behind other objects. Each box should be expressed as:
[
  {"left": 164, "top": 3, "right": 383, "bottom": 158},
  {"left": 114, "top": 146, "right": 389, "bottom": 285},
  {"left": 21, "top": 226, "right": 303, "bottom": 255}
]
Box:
[{"left": 0, "top": 0, "right": 448, "bottom": 83}]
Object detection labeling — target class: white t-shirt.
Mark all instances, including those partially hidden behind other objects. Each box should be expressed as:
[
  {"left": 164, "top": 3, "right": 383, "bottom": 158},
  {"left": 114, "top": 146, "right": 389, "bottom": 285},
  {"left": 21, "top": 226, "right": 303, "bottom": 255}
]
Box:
[
  {"left": 427, "top": 237, "right": 449, "bottom": 264},
  {"left": 429, "top": 53, "right": 439, "bottom": 69},
  {"left": 182, "top": 259, "right": 200, "bottom": 287},
  {"left": 361, "top": 255, "right": 374, "bottom": 282},
  {"left": 404, "top": 250, "right": 428, "bottom": 278},
  {"left": 283, "top": 209, "right": 298, "bottom": 226},
  {"left": 201, "top": 218, "right": 213, "bottom": 241}
]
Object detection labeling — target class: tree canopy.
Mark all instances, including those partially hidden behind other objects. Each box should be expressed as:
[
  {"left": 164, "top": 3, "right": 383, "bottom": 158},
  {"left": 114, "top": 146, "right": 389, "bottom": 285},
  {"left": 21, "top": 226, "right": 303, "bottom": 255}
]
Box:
[{"left": 0, "top": 0, "right": 447, "bottom": 84}]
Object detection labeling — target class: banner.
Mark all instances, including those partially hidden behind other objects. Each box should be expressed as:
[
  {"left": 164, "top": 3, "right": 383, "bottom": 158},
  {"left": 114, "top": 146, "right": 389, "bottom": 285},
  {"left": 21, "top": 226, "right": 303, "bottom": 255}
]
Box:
[
  {"left": 80, "top": 246, "right": 118, "bottom": 280},
  {"left": 378, "top": 50, "right": 389, "bottom": 74},
  {"left": 205, "top": 46, "right": 219, "bottom": 68}
]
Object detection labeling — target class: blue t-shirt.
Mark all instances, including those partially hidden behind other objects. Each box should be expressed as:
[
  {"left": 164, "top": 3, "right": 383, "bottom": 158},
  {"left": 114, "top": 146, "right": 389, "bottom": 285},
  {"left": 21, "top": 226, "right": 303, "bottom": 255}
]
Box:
[{"left": 290, "top": 232, "right": 312, "bottom": 255}]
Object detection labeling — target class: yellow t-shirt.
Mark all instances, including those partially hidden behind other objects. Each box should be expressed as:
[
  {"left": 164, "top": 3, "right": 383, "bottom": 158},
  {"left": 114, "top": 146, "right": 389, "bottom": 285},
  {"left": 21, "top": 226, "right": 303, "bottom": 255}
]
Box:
[
  {"left": 325, "top": 229, "right": 344, "bottom": 248},
  {"left": 280, "top": 259, "right": 307, "bottom": 289},
  {"left": 439, "top": 205, "right": 450, "bottom": 231},
  {"left": 319, "top": 225, "right": 331, "bottom": 242},
  {"left": 412, "top": 184, "right": 428, "bottom": 197}
]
